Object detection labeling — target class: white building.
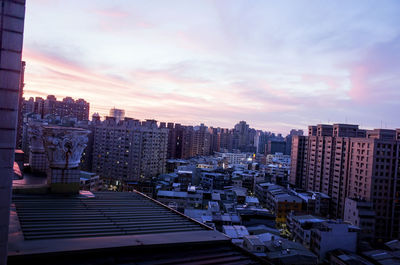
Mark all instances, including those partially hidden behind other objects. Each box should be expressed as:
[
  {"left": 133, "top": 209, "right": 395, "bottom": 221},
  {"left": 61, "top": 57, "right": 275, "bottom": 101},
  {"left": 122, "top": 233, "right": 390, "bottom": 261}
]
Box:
[
  {"left": 266, "top": 152, "right": 291, "bottom": 165},
  {"left": 216, "top": 152, "right": 247, "bottom": 165}
]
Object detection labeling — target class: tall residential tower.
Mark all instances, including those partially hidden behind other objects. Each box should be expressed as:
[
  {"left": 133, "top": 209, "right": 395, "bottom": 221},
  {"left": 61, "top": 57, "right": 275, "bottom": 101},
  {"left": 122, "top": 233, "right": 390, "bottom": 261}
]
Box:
[
  {"left": 290, "top": 124, "right": 400, "bottom": 242},
  {"left": 0, "top": 0, "right": 26, "bottom": 262}
]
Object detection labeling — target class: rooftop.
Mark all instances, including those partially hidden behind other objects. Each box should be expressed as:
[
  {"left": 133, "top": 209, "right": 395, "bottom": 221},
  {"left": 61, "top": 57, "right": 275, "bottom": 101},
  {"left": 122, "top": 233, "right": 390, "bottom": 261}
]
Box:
[
  {"left": 10, "top": 192, "right": 207, "bottom": 243},
  {"left": 292, "top": 215, "right": 326, "bottom": 224},
  {"left": 9, "top": 191, "right": 268, "bottom": 264},
  {"left": 223, "top": 225, "right": 250, "bottom": 239},
  {"left": 157, "top": 190, "right": 187, "bottom": 198},
  {"left": 264, "top": 239, "right": 317, "bottom": 261},
  {"left": 328, "top": 249, "right": 374, "bottom": 265}
]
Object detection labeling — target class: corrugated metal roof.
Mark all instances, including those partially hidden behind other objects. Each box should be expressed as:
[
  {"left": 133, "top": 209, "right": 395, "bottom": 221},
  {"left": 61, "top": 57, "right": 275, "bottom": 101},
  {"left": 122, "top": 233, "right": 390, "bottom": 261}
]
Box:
[
  {"left": 9, "top": 191, "right": 270, "bottom": 265},
  {"left": 13, "top": 191, "right": 206, "bottom": 241}
]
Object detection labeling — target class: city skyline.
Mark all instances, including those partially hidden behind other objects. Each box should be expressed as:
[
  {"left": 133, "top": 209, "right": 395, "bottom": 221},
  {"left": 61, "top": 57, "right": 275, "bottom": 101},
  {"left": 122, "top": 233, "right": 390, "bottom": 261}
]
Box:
[
  {"left": 22, "top": 0, "right": 400, "bottom": 133},
  {"left": 3, "top": 1, "right": 400, "bottom": 263}
]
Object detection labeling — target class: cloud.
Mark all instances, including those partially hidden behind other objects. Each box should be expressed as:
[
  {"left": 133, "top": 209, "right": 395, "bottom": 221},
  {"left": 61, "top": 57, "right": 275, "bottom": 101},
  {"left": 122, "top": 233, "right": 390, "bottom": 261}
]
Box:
[
  {"left": 92, "top": 7, "right": 153, "bottom": 32},
  {"left": 94, "top": 8, "right": 130, "bottom": 18},
  {"left": 347, "top": 35, "right": 400, "bottom": 103},
  {"left": 23, "top": 0, "right": 400, "bottom": 133}
]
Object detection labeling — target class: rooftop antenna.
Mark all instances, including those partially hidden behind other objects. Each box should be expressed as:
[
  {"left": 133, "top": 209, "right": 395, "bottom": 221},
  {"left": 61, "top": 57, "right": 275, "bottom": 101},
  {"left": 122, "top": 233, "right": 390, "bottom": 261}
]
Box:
[
  {"left": 345, "top": 117, "right": 348, "bottom": 124},
  {"left": 381, "top": 120, "right": 383, "bottom": 129}
]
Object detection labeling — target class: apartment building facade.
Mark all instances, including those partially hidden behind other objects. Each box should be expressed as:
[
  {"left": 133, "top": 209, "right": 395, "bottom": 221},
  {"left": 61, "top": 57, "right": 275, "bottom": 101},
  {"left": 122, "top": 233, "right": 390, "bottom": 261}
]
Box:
[
  {"left": 24, "top": 95, "right": 90, "bottom": 121},
  {"left": 92, "top": 118, "right": 168, "bottom": 181},
  {"left": 290, "top": 124, "right": 400, "bottom": 242}
]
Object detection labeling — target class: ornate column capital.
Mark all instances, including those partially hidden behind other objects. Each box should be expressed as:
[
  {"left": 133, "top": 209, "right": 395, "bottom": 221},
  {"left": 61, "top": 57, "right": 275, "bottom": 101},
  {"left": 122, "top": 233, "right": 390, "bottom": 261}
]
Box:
[
  {"left": 42, "top": 126, "right": 90, "bottom": 169},
  {"left": 28, "top": 121, "right": 45, "bottom": 152}
]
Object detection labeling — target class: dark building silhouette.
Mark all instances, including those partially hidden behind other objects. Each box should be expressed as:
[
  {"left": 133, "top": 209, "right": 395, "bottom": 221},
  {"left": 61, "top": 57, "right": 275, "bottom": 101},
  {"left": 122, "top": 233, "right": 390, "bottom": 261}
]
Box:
[
  {"left": 265, "top": 140, "right": 286, "bottom": 155},
  {"left": 0, "top": 1, "right": 26, "bottom": 263},
  {"left": 24, "top": 95, "right": 90, "bottom": 121}
]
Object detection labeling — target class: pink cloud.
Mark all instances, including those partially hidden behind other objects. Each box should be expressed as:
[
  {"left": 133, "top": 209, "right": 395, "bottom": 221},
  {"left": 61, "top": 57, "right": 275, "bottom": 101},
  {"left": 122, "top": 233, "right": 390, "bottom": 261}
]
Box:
[
  {"left": 22, "top": 47, "right": 234, "bottom": 123},
  {"left": 301, "top": 74, "right": 340, "bottom": 90},
  {"left": 22, "top": 46, "right": 304, "bottom": 132},
  {"left": 93, "top": 8, "right": 153, "bottom": 32},
  {"left": 346, "top": 36, "right": 400, "bottom": 103},
  {"left": 131, "top": 67, "right": 210, "bottom": 86},
  {"left": 94, "top": 9, "right": 130, "bottom": 18},
  {"left": 348, "top": 65, "right": 370, "bottom": 102}
]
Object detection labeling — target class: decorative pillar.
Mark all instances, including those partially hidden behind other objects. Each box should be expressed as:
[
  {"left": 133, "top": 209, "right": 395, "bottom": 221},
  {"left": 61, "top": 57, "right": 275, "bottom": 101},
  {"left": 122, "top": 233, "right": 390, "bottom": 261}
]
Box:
[
  {"left": 42, "top": 126, "right": 90, "bottom": 194},
  {"left": 28, "top": 121, "right": 47, "bottom": 173}
]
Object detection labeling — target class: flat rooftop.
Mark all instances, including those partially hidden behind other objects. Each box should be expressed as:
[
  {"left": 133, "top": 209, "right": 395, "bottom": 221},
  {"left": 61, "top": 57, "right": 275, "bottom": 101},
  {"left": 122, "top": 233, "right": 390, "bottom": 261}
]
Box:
[
  {"left": 8, "top": 191, "right": 268, "bottom": 264},
  {"left": 292, "top": 215, "right": 326, "bottom": 224}
]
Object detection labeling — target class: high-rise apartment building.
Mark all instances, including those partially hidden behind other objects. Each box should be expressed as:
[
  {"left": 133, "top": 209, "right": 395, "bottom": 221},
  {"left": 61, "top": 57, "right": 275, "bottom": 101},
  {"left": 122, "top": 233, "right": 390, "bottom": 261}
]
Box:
[
  {"left": 22, "top": 96, "right": 34, "bottom": 113},
  {"left": 165, "top": 123, "right": 228, "bottom": 159},
  {"left": 191, "top": 124, "right": 211, "bottom": 156},
  {"left": 208, "top": 127, "right": 219, "bottom": 154},
  {"left": 285, "top": 129, "right": 304, "bottom": 156},
  {"left": 92, "top": 118, "right": 168, "bottom": 181},
  {"left": 347, "top": 129, "right": 400, "bottom": 241},
  {"left": 208, "top": 127, "right": 233, "bottom": 153},
  {"left": 33, "top": 96, "right": 44, "bottom": 116},
  {"left": 290, "top": 124, "right": 400, "bottom": 242},
  {"left": 232, "top": 121, "right": 250, "bottom": 151},
  {"left": 265, "top": 140, "right": 286, "bottom": 155},
  {"left": 166, "top": 122, "right": 177, "bottom": 158},
  {"left": 24, "top": 95, "right": 90, "bottom": 120},
  {"left": 291, "top": 124, "right": 366, "bottom": 217},
  {"left": 164, "top": 122, "right": 192, "bottom": 159},
  {"left": 219, "top": 128, "right": 233, "bottom": 152},
  {"left": 181, "top": 125, "right": 194, "bottom": 159},
  {"left": 109, "top": 107, "right": 125, "bottom": 123},
  {"left": 0, "top": 0, "right": 26, "bottom": 262}
]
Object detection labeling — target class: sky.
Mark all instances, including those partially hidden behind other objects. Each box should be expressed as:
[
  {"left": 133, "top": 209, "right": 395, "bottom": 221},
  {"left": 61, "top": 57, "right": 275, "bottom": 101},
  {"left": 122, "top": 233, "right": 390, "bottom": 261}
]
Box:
[{"left": 22, "top": 0, "right": 400, "bottom": 134}]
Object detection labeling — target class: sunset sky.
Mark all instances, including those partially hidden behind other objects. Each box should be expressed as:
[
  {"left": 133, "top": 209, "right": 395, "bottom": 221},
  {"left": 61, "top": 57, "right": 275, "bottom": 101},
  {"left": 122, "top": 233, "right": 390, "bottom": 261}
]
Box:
[{"left": 22, "top": 0, "right": 400, "bottom": 134}]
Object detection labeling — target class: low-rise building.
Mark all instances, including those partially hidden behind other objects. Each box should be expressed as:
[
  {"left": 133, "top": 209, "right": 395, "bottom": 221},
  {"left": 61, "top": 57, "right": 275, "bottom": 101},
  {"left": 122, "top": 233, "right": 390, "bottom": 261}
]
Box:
[
  {"left": 246, "top": 196, "right": 260, "bottom": 207},
  {"left": 266, "top": 152, "right": 291, "bottom": 165},
  {"left": 344, "top": 198, "right": 375, "bottom": 243},
  {"left": 177, "top": 170, "right": 193, "bottom": 191},
  {"left": 232, "top": 170, "right": 265, "bottom": 193},
  {"left": 266, "top": 187, "right": 303, "bottom": 225},
  {"left": 223, "top": 225, "right": 249, "bottom": 246},
  {"left": 79, "top": 171, "right": 103, "bottom": 191},
  {"left": 255, "top": 182, "right": 282, "bottom": 207},
  {"left": 263, "top": 238, "right": 318, "bottom": 264},
  {"left": 200, "top": 172, "right": 230, "bottom": 190},
  {"left": 362, "top": 249, "right": 400, "bottom": 265},
  {"left": 327, "top": 249, "right": 374, "bottom": 265},
  {"left": 216, "top": 152, "right": 248, "bottom": 165},
  {"left": 236, "top": 206, "right": 275, "bottom": 228},
  {"left": 156, "top": 190, "right": 188, "bottom": 210},
  {"left": 310, "top": 220, "right": 359, "bottom": 262},
  {"left": 362, "top": 240, "right": 400, "bottom": 265},
  {"left": 291, "top": 190, "right": 330, "bottom": 217},
  {"left": 287, "top": 214, "right": 326, "bottom": 248},
  {"left": 243, "top": 235, "right": 267, "bottom": 254},
  {"left": 266, "top": 164, "right": 290, "bottom": 186}
]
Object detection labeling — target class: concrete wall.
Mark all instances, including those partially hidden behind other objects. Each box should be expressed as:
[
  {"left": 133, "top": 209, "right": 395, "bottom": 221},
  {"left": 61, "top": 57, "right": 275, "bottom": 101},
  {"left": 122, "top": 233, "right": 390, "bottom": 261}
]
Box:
[{"left": 0, "top": 0, "right": 25, "bottom": 263}]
